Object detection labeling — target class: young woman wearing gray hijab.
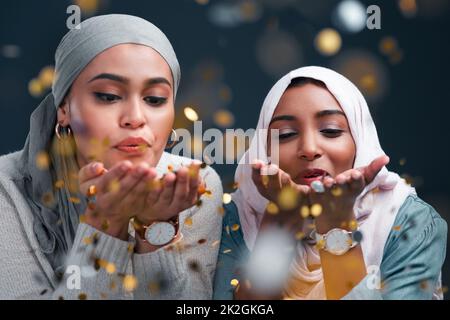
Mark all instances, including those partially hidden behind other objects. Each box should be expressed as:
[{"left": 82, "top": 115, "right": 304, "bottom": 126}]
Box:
[{"left": 0, "top": 14, "right": 223, "bottom": 299}]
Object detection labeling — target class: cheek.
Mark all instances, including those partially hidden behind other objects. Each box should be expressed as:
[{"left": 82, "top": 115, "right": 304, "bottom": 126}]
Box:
[{"left": 323, "top": 136, "right": 356, "bottom": 172}]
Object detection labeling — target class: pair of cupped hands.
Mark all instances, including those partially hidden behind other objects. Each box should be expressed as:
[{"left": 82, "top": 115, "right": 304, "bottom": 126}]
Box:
[
  {"left": 251, "top": 155, "right": 390, "bottom": 234},
  {"left": 78, "top": 159, "right": 204, "bottom": 238}
]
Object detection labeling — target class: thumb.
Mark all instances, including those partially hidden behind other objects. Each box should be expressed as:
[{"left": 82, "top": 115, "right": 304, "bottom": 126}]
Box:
[{"left": 360, "top": 155, "right": 390, "bottom": 184}]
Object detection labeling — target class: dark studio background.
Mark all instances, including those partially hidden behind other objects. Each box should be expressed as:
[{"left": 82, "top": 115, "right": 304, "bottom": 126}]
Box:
[{"left": 1, "top": 0, "right": 449, "bottom": 299}]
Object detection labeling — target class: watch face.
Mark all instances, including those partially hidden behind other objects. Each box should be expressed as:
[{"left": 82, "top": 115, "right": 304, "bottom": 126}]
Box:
[
  {"left": 145, "top": 222, "right": 176, "bottom": 246},
  {"left": 325, "top": 229, "right": 352, "bottom": 255}
]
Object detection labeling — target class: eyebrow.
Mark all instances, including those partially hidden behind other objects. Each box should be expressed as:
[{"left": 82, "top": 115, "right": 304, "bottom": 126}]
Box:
[
  {"left": 269, "top": 110, "right": 346, "bottom": 126},
  {"left": 88, "top": 73, "right": 172, "bottom": 88}
]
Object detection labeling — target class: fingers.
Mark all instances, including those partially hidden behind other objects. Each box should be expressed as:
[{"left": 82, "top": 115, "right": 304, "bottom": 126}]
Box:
[
  {"left": 159, "top": 172, "right": 176, "bottom": 205},
  {"left": 362, "top": 155, "right": 390, "bottom": 184},
  {"left": 172, "top": 167, "right": 190, "bottom": 205},
  {"left": 78, "top": 162, "right": 106, "bottom": 194},
  {"left": 251, "top": 160, "right": 267, "bottom": 195}
]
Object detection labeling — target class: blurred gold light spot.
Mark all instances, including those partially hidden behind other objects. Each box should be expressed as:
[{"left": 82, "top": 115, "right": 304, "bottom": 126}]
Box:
[
  {"left": 360, "top": 74, "right": 377, "bottom": 94},
  {"left": 266, "top": 201, "right": 279, "bottom": 215},
  {"left": 38, "top": 66, "right": 55, "bottom": 88},
  {"left": 398, "top": 0, "right": 417, "bottom": 17},
  {"left": 231, "top": 224, "right": 240, "bottom": 231},
  {"left": 399, "top": 158, "right": 406, "bottom": 166},
  {"left": 105, "top": 262, "right": 116, "bottom": 274},
  {"left": 223, "top": 193, "right": 232, "bottom": 204},
  {"left": 184, "top": 107, "right": 199, "bottom": 122},
  {"left": 316, "top": 239, "right": 326, "bottom": 250},
  {"left": 310, "top": 204, "right": 322, "bottom": 217},
  {"left": 184, "top": 217, "right": 193, "bottom": 226},
  {"left": 213, "top": 109, "right": 235, "bottom": 127},
  {"left": 82, "top": 236, "right": 92, "bottom": 245},
  {"left": 300, "top": 205, "right": 310, "bottom": 218},
  {"left": 230, "top": 279, "right": 239, "bottom": 287},
  {"left": 123, "top": 275, "right": 138, "bottom": 292},
  {"left": 278, "top": 186, "right": 298, "bottom": 210},
  {"left": 36, "top": 151, "right": 50, "bottom": 170},
  {"left": 295, "top": 231, "right": 305, "bottom": 240},
  {"left": 54, "top": 180, "right": 65, "bottom": 189},
  {"left": 108, "top": 178, "right": 121, "bottom": 193},
  {"left": 393, "top": 225, "right": 401, "bottom": 231},
  {"left": 28, "top": 78, "right": 43, "bottom": 97},
  {"left": 75, "top": 0, "right": 100, "bottom": 14},
  {"left": 349, "top": 220, "right": 358, "bottom": 230},
  {"left": 69, "top": 197, "right": 81, "bottom": 204},
  {"left": 379, "top": 37, "right": 398, "bottom": 55},
  {"left": 331, "top": 187, "right": 343, "bottom": 197},
  {"left": 195, "top": 0, "right": 209, "bottom": 4},
  {"left": 314, "top": 28, "right": 342, "bottom": 56}
]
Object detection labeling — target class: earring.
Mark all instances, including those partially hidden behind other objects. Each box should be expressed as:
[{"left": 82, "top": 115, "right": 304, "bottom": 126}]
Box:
[
  {"left": 55, "top": 123, "right": 72, "bottom": 140},
  {"left": 166, "top": 129, "right": 178, "bottom": 149}
]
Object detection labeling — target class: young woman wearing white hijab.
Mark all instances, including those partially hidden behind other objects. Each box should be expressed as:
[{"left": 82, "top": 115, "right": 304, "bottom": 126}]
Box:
[
  {"left": 0, "top": 14, "right": 223, "bottom": 299},
  {"left": 213, "top": 66, "right": 447, "bottom": 300}
]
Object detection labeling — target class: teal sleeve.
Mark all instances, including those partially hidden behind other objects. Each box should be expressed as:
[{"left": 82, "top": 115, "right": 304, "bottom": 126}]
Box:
[
  {"left": 213, "top": 201, "right": 250, "bottom": 300},
  {"left": 343, "top": 194, "right": 447, "bottom": 300}
]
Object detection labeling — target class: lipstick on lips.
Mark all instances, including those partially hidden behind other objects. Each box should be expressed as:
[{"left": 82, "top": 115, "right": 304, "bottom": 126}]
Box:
[
  {"left": 114, "top": 137, "right": 150, "bottom": 155},
  {"left": 298, "top": 168, "right": 330, "bottom": 186}
]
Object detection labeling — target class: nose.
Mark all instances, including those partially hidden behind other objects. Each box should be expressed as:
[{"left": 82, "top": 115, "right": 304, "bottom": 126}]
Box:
[
  {"left": 297, "top": 131, "right": 322, "bottom": 161},
  {"left": 120, "top": 97, "right": 146, "bottom": 129}
]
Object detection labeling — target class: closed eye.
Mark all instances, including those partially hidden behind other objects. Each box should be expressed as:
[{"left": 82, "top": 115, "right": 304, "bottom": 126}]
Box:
[
  {"left": 144, "top": 96, "right": 168, "bottom": 106},
  {"left": 321, "top": 129, "right": 344, "bottom": 137},
  {"left": 278, "top": 132, "right": 297, "bottom": 140},
  {"left": 93, "top": 92, "right": 121, "bottom": 103}
]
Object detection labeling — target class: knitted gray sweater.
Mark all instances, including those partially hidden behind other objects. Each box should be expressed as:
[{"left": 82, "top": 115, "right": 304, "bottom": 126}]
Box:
[{"left": 0, "top": 150, "right": 223, "bottom": 299}]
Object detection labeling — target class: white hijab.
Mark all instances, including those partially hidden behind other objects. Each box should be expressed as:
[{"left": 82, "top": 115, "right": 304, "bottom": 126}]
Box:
[{"left": 232, "top": 66, "right": 418, "bottom": 299}]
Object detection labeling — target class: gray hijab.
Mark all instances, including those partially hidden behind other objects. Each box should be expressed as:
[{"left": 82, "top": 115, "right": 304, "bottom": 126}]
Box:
[{"left": 19, "top": 14, "right": 181, "bottom": 272}]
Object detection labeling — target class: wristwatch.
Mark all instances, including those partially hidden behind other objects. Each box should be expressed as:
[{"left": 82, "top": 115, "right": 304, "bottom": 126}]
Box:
[
  {"left": 133, "top": 216, "right": 179, "bottom": 246},
  {"left": 310, "top": 228, "right": 359, "bottom": 255}
]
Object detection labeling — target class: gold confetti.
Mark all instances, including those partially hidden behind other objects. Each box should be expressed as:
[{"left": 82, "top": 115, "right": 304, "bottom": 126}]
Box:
[
  {"left": 148, "top": 281, "right": 160, "bottom": 294},
  {"left": 371, "top": 187, "right": 380, "bottom": 194},
  {"left": 261, "top": 175, "right": 269, "bottom": 187},
  {"left": 54, "top": 180, "right": 64, "bottom": 189},
  {"left": 211, "top": 240, "right": 220, "bottom": 247},
  {"left": 310, "top": 204, "right": 322, "bottom": 217},
  {"left": 167, "top": 164, "right": 174, "bottom": 172},
  {"left": 78, "top": 293, "right": 87, "bottom": 300},
  {"left": 230, "top": 279, "right": 239, "bottom": 287},
  {"left": 108, "top": 178, "right": 121, "bottom": 193},
  {"left": 87, "top": 185, "right": 97, "bottom": 197},
  {"left": 69, "top": 197, "right": 80, "bottom": 204},
  {"left": 392, "top": 225, "right": 401, "bottom": 231},
  {"left": 419, "top": 280, "right": 429, "bottom": 291},
  {"left": 123, "top": 275, "right": 138, "bottom": 292},
  {"left": 222, "top": 193, "right": 232, "bottom": 204},
  {"left": 195, "top": 0, "right": 209, "bottom": 5},
  {"left": 105, "top": 262, "right": 116, "bottom": 274},
  {"left": 184, "top": 107, "right": 199, "bottom": 121},
  {"left": 127, "top": 244, "right": 134, "bottom": 253},
  {"left": 379, "top": 36, "right": 397, "bottom": 55},
  {"left": 266, "top": 202, "right": 279, "bottom": 215},
  {"left": 147, "top": 179, "right": 162, "bottom": 191},
  {"left": 300, "top": 205, "right": 310, "bottom": 218},
  {"left": 218, "top": 206, "right": 225, "bottom": 216},
  {"left": 184, "top": 217, "right": 193, "bottom": 226},
  {"left": 295, "top": 232, "right": 305, "bottom": 240},
  {"left": 41, "top": 192, "right": 55, "bottom": 207},
  {"left": 75, "top": 0, "right": 100, "bottom": 14},
  {"left": 349, "top": 220, "right": 358, "bottom": 231},
  {"left": 79, "top": 214, "right": 86, "bottom": 224},
  {"left": 278, "top": 186, "right": 298, "bottom": 210},
  {"left": 331, "top": 186, "right": 343, "bottom": 197},
  {"left": 399, "top": 158, "right": 406, "bottom": 166},
  {"left": 223, "top": 249, "right": 232, "bottom": 254},
  {"left": 82, "top": 236, "right": 92, "bottom": 245},
  {"left": 231, "top": 224, "right": 240, "bottom": 232},
  {"left": 315, "top": 239, "right": 326, "bottom": 250},
  {"left": 225, "top": 225, "right": 230, "bottom": 235},
  {"left": 36, "top": 151, "right": 50, "bottom": 170}
]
